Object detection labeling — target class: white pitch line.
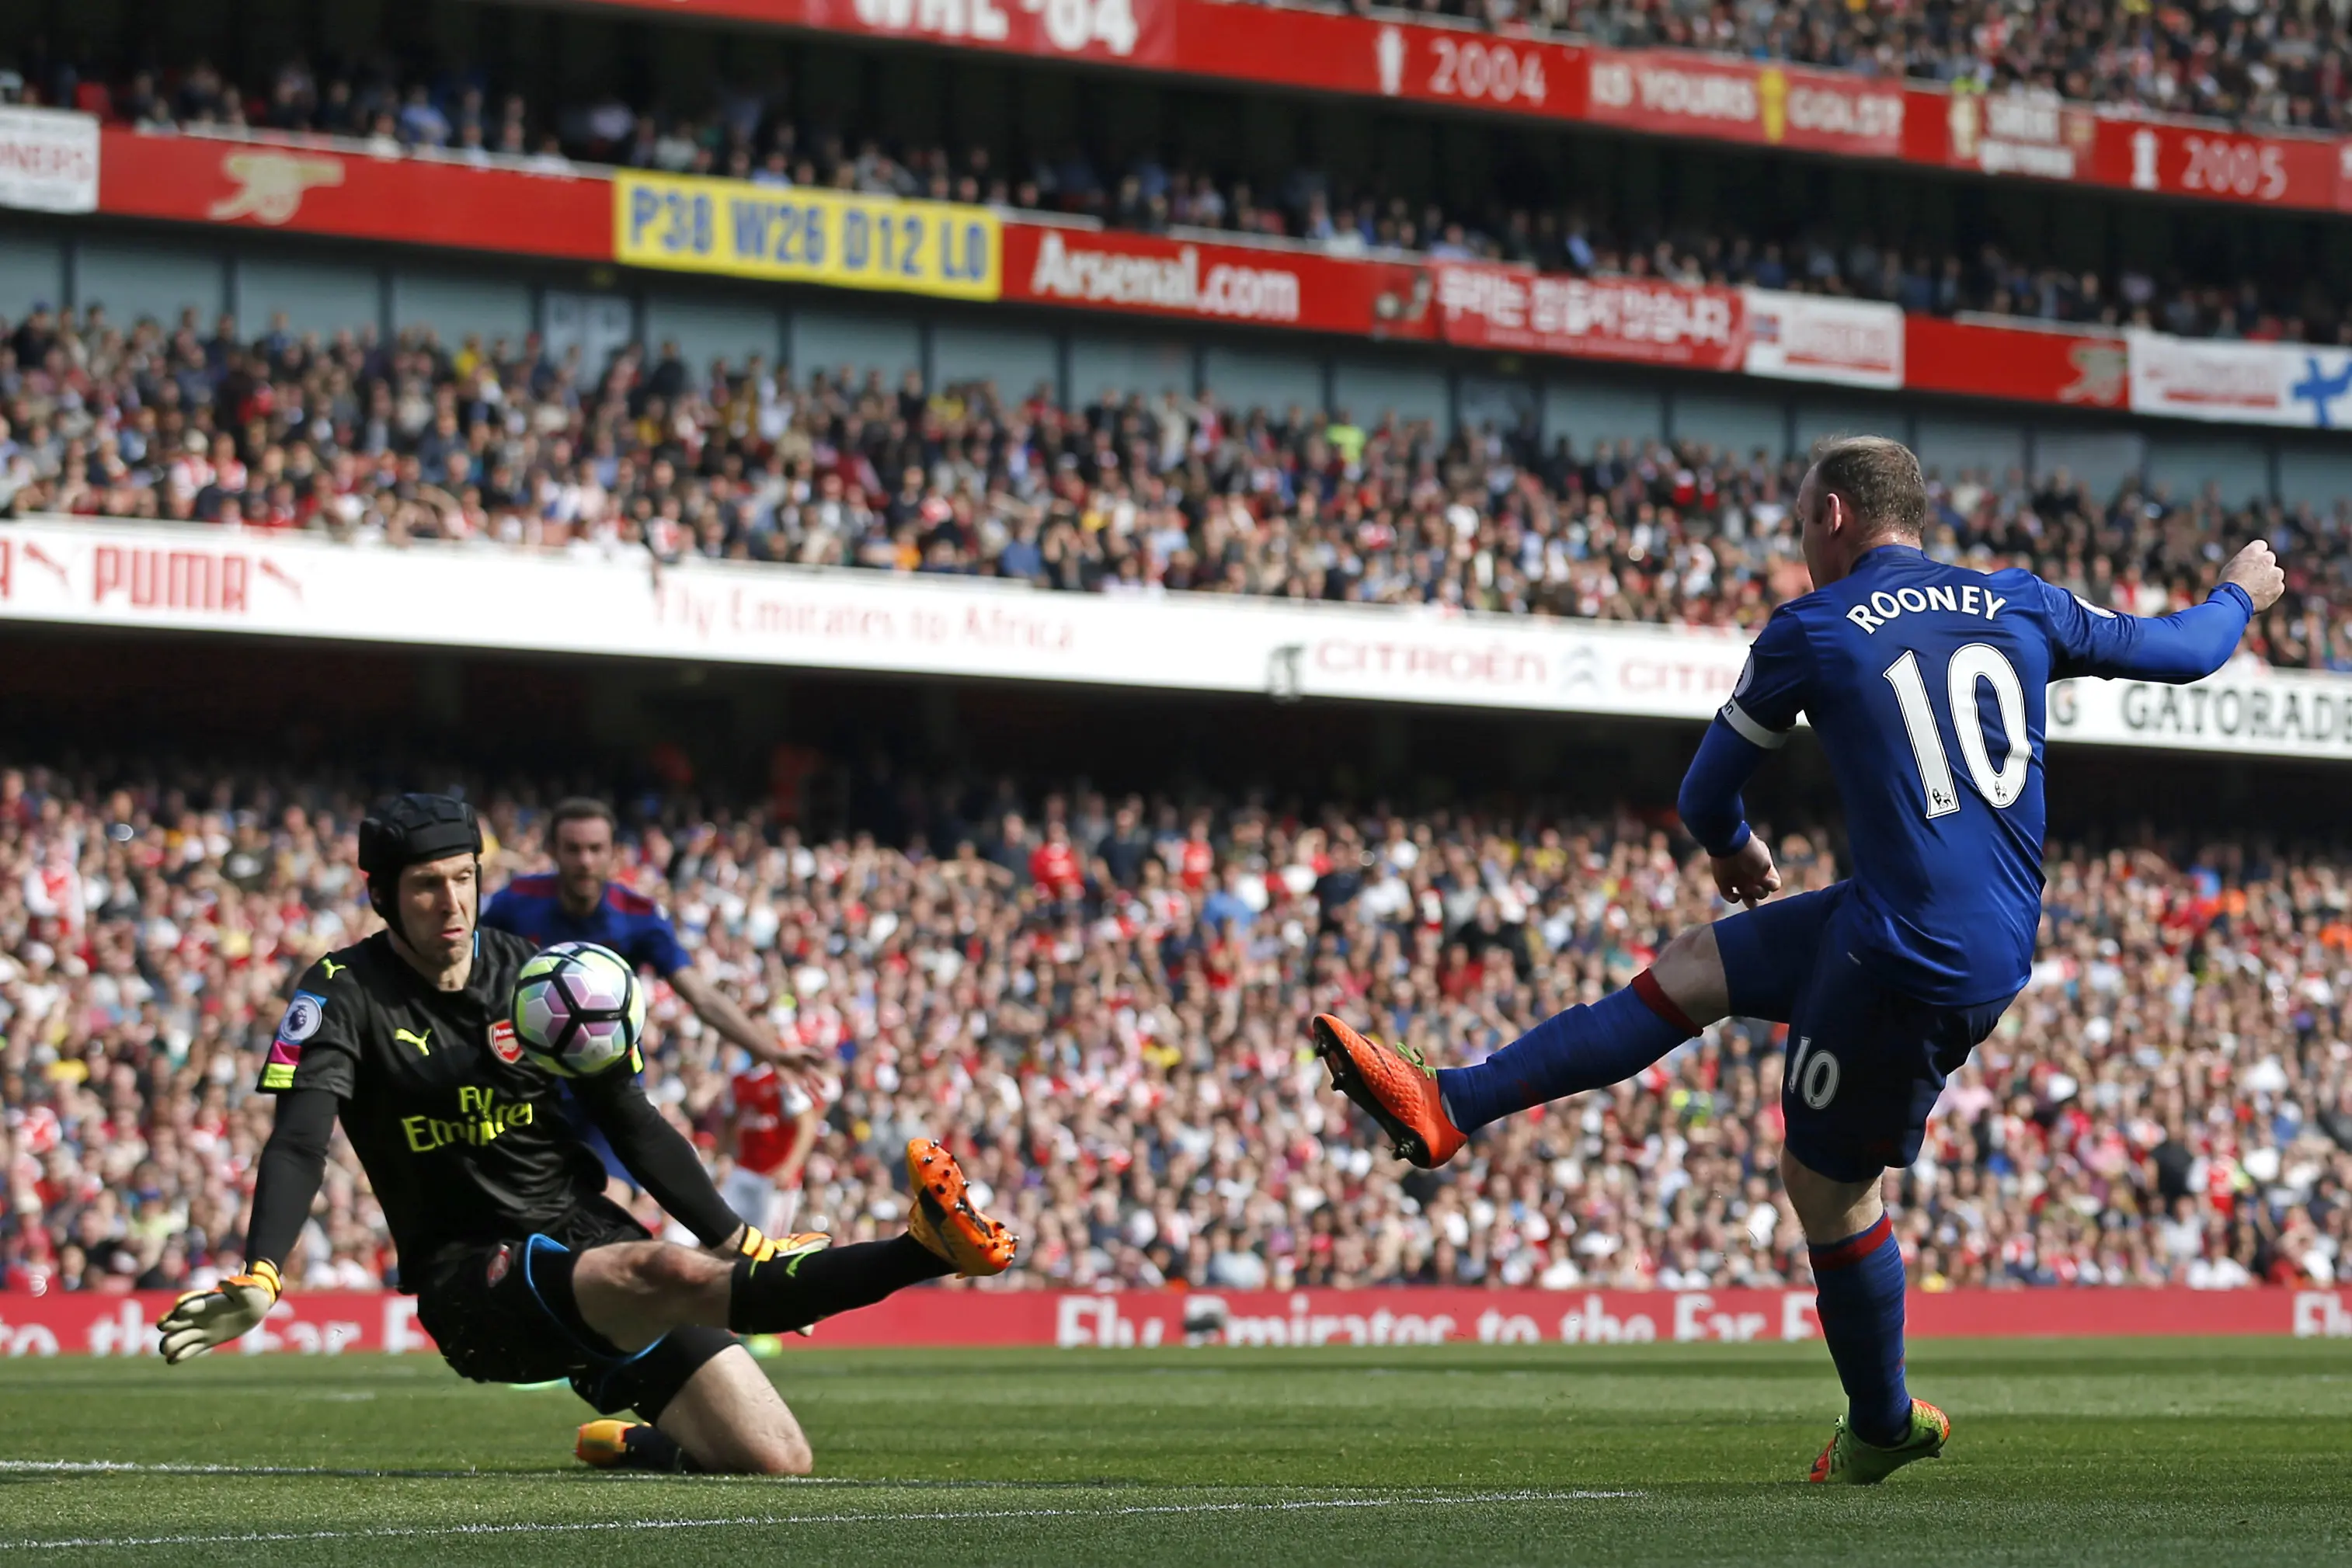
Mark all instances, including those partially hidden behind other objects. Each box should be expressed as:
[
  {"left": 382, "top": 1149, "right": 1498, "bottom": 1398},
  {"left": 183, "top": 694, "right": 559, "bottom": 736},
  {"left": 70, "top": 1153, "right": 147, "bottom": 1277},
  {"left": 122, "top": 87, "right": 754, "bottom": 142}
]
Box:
[
  {"left": 0, "top": 1490, "right": 1640, "bottom": 1552},
  {"left": 0, "top": 1462, "right": 491, "bottom": 1479},
  {"left": 0, "top": 1462, "right": 1066, "bottom": 1486},
  {"left": 0, "top": 1462, "right": 903, "bottom": 1483}
]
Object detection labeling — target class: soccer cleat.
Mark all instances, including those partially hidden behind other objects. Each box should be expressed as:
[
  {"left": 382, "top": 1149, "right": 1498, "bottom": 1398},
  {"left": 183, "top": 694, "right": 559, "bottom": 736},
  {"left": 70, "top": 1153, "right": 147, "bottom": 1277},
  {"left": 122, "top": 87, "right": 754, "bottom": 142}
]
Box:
[
  {"left": 1807, "top": 1398, "right": 1951, "bottom": 1485},
  {"left": 1310, "top": 1013, "right": 1466, "bottom": 1168},
  {"left": 905, "top": 1138, "right": 1018, "bottom": 1278},
  {"left": 576, "top": 1419, "right": 692, "bottom": 1472}
]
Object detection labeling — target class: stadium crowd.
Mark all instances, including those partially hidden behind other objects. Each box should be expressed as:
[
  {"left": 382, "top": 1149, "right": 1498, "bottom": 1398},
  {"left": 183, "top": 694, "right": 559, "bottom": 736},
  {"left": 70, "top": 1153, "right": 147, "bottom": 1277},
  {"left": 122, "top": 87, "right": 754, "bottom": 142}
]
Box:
[
  {"left": 5, "top": 301, "right": 2348, "bottom": 669},
  {"left": 12, "top": 50, "right": 2350, "bottom": 346},
  {"left": 0, "top": 761, "right": 2347, "bottom": 1302}
]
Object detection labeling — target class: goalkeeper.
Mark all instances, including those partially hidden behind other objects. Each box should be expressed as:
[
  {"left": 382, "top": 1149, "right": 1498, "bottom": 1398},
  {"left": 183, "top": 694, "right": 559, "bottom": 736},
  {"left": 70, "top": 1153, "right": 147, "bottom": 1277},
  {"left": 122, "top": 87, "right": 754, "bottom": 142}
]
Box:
[{"left": 157, "top": 793, "right": 1015, "bottom": 1475}]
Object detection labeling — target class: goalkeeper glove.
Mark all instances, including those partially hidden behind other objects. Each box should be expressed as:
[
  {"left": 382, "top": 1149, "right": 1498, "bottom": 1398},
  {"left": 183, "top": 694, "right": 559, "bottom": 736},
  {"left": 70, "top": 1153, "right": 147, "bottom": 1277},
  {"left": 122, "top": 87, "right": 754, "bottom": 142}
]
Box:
[
  {"left": 155, "top": 1259, "right": 282, "bottom": 1365},
  {"left": 718, "top": 1223, "right": 785, "bottom": 1264}
]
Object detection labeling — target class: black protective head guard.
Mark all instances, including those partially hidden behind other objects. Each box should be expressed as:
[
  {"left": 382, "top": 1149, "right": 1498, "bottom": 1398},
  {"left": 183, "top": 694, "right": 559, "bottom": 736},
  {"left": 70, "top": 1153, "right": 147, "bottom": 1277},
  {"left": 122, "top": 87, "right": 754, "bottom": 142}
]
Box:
[{"left": 357, "top": 793, "right": 482, "bottom": 918}]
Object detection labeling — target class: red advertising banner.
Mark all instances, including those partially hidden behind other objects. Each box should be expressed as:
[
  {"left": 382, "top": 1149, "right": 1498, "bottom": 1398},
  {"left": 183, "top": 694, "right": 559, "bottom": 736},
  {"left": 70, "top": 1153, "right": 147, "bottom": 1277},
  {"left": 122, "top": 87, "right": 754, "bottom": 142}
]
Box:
[
  {"left": 1926, "top": 89, "right": 2101, "bottom": 182},
  {"left": 1585, "top": 49, "right": 1905, "bottom": 157},
  {"left": 9, "top": 1286, "right": 2351, "bottom": 1356},
  {"left": 796, "top": 0, "right": 1176, "bottom": 68},
  {"left": 517, "top": 0, "right": 1173, "bottom": 67},
  {"left": 1904, "top": 315, "right": 2129, "bottom": 410},
  {"left": 1915, "top": 87, "right": 2352, "bottom": 213},
  {"left": 96, "top": 127, "right": 609, "bottom": 259},
  {"left": 2088, "top": 115, "right": 2352, "bottom": 211},
  {"left": 560, "top": 0, "right": 2350, "bottom": 215},
  {"left": 1180, "top": 5, "right": 1588, "bottom": 122},
  {"left": 1001, "top": 221, "right": 1435, "bottom": 338},
  {"left": 1435, "top": 262, "right": 1744, "bottom": 370}
]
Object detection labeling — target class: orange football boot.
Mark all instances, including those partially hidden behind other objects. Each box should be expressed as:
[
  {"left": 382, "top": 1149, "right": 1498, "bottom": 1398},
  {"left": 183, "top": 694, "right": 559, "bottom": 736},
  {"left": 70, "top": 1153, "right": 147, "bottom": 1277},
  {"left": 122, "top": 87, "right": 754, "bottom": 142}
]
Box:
[
  {"left": 906, "top": 1139, "right": 1019, "bottom": 1277},
  {"left": 1310, "top": 1013, "right": 1466, "bottom": 1168},
  {"left": 575, "top": 1419, "right": 691, "bottom": 1471}
]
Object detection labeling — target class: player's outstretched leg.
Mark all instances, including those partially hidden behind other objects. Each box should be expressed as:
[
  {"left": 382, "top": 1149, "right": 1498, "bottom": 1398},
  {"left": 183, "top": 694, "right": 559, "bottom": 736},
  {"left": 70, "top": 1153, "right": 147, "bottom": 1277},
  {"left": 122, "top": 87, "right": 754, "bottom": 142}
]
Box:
[
  {"left": 1784, "top": 1149, "right": 1947, "bottom": 1484},
  {"left": 1313, "top": 925, "right": 1724, "bottom": 1167},
  {"left": 574, "top": 1140, "right": 1015, "bottom": 1347},
  {"left": 725, "top": 1139, "right": 1014, "bottom": 1333}
]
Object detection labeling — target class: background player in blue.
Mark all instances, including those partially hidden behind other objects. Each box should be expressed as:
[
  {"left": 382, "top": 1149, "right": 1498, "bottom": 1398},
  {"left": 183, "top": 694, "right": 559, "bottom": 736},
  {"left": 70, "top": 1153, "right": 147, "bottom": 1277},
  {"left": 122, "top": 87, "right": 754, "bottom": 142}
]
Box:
[
  {"left": 483, "top": 798, "right": 825, "bottom": 1184},
  {"left": 1312, "top": 436, "right": 2284, "bottom": 1484}
]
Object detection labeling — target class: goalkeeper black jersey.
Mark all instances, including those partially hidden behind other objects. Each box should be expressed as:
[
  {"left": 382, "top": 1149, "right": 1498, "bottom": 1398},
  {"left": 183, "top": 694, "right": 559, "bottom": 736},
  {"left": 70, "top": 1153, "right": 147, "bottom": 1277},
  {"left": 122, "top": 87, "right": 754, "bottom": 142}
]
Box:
[{"left": 256, "top": 927, "right": 629, "bottom": 1278}]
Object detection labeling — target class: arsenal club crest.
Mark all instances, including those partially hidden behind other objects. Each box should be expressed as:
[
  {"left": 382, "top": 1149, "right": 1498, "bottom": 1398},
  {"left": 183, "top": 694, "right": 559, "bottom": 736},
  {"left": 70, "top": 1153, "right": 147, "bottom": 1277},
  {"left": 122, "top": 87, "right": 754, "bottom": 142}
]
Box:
[{"left": 489, "top": 1018, "right": 524, "bottom": 1065}]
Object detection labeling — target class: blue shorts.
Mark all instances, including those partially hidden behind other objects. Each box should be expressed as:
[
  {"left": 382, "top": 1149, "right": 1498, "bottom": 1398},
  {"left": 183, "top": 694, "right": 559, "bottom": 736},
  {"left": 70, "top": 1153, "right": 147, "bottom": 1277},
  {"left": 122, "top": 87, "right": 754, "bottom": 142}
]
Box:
[{"left": 1714, "top": 883, "right": 2015, "bottom": 1183}]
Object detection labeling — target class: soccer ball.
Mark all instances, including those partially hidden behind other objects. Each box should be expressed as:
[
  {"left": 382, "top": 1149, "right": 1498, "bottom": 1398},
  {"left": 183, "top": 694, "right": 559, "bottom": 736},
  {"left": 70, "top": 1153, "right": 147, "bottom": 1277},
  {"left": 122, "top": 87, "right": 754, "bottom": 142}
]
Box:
[{"left": 511, "top": 941, "right": 645, "bottom": 1077}]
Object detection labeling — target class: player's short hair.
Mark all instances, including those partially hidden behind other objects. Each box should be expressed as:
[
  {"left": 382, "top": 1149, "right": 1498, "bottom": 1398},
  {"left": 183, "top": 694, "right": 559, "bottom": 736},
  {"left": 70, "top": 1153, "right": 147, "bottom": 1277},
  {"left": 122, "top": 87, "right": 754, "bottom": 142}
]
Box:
[
  {"left": 549, "top": 797, "right": 618, "bottom": 836},
  {"left": 1808, "top": 435, "right": 1926, "bottom": 541}
]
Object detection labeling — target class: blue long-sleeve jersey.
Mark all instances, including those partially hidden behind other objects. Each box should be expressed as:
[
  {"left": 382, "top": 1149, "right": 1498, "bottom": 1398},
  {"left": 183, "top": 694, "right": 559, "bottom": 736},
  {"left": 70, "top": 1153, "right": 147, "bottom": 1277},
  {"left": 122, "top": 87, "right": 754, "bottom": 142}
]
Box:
[
  {"left": 481, "top": 874, "right": 691, "bottom": 977},
  {"left": 1678, "top": 545, "right": 2253, "bottom": 1005}
]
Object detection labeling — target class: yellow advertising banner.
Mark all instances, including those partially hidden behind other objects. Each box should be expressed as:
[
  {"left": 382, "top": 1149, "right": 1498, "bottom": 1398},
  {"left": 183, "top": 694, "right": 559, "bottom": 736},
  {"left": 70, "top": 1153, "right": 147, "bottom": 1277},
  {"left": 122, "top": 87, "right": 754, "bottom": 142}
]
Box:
[{"left": 614, "top": 172, "right": 1000, "bottom": 301}]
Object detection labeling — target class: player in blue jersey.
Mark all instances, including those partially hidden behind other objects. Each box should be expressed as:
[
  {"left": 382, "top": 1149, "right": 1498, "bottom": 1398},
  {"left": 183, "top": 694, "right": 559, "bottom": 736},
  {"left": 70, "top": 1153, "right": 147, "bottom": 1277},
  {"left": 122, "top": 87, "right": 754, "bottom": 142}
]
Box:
[
  {"left": 484, "top": 798, "right": 816, "bottom": 1073},
  {"left": 484, "top": 798, "right": 824, "bottom": 1188},
  {"left": 1312, "top": 436, "right": 2283, "bottom": 1484}
]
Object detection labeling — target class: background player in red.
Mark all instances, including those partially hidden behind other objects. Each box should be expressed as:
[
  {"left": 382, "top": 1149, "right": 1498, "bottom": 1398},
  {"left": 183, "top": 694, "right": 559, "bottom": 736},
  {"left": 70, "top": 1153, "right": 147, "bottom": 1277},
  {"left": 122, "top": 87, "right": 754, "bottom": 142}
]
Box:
[{"left": 722, "top": 1062, "right": 826, "bottom": 1238}]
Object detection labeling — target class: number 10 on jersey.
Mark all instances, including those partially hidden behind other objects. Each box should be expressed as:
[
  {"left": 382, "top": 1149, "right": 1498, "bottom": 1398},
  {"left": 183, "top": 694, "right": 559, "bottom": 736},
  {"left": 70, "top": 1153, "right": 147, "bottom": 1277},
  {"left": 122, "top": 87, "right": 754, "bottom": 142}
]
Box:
[{"left": 1883, "top": 645, "right": 2030, "bottom": 819}]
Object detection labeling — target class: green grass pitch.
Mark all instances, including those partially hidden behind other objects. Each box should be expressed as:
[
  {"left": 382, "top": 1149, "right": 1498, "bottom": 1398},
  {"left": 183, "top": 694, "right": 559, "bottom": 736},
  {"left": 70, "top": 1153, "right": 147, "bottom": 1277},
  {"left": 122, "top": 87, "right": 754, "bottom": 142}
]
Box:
[{"left": 1, "top": 1340, "right": 2347, "bottom": 1565}]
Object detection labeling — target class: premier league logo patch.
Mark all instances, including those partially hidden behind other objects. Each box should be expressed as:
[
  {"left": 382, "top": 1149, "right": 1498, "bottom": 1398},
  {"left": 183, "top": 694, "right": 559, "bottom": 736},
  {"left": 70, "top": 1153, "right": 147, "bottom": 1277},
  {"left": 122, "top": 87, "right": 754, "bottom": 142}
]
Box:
[
  {"left": 485, "top": 1243, "right": 513, "bottom": 1286},
  {"left": 260, "top": 991, "right": 327, "bottom": 1090},
  {"left": 488, "top": 1019, "right": 524, "bottom": 1065}
]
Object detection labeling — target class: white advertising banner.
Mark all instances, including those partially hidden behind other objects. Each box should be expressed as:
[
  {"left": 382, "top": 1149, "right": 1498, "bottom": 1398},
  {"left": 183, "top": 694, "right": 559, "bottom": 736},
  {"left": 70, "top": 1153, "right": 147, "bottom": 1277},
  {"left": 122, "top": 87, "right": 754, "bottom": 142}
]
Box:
[
  {"left": 1742, "top": 289, "right": 1903, "bottom": 389},
  {"left": 2127, "top": 330, "right": 2352, "bottom": 429},
  {"left": 0, "top": 106, "right": 99, "bottom": 214},
  {"left": 2, "top": 518, "right": 2347, "bottom": 760},
  {"left": 2049, "top": 663, "right": 2352, "bottom": 758}
]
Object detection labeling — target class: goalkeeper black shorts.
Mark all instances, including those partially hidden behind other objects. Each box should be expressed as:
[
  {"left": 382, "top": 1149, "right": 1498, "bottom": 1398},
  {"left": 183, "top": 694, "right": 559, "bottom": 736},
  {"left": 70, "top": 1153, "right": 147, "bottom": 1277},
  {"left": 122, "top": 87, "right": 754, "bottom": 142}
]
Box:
[{"left": 412, "top": 1196, "right": 736, "bottom": 1419}]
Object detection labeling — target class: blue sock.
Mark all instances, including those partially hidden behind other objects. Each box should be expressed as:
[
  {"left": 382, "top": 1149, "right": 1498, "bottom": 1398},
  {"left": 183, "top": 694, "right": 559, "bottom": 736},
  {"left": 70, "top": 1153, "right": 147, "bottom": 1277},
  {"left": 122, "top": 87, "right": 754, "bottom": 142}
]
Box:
[
  {"left": 1808, "top": 1215, "right": 1911, "bottom": 1448},
  {"left": 1435, "top": 975, "right": 1696, "bottom": 1134}
]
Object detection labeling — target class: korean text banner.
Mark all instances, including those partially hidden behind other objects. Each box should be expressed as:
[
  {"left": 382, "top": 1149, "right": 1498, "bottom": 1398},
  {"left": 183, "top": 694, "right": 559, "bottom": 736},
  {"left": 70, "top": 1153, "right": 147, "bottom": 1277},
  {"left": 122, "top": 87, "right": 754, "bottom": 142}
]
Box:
[
  {"left": 1433, "top": 263, "right": 1745, "bottom": 370},
  {"left": 614, "top": 172, "right": 1001, "bottom": 301}
]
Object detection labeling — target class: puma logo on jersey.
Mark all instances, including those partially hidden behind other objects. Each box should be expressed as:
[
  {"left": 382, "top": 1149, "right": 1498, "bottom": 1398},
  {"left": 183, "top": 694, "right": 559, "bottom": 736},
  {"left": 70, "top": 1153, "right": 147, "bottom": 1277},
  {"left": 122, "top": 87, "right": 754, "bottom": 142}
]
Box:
[
  {"left": 395, "top": 1027, "right": 433, "bottom": 1056},
  {"left": 320, "top": 957, "right": 349, "bottom": 979},
  {"left": 1845, "top": 582, "right": 2007, "bottom": 635}
]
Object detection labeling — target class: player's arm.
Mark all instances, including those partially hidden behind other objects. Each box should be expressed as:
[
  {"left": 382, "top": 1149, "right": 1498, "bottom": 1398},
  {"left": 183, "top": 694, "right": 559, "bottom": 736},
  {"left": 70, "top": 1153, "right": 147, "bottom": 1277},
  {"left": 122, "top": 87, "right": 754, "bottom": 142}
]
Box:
[
  {"left": 1679, "top": 608, "right": 1809, "bottom": 904},
  {"left": 660, "top": 918, "right": 829, "bottom": 1079},
  {"left": 155, "top": 1087, "right": 335, "bottom": 1364},
  {"left": 2040, "top": 541, "right": 2283, "bottom": 682},
  {"left": 570, "top": 1066, "right": 771, "bottom": 1257},
  {"left": 669, "top": 963, "right": 812, "bottom": 1071},
  {"left": 776, "top": 1094, "right": 826, "bottom": 1190},
  {"left": 158, "top": 962, "right": 358, "bottom": 1363}
]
